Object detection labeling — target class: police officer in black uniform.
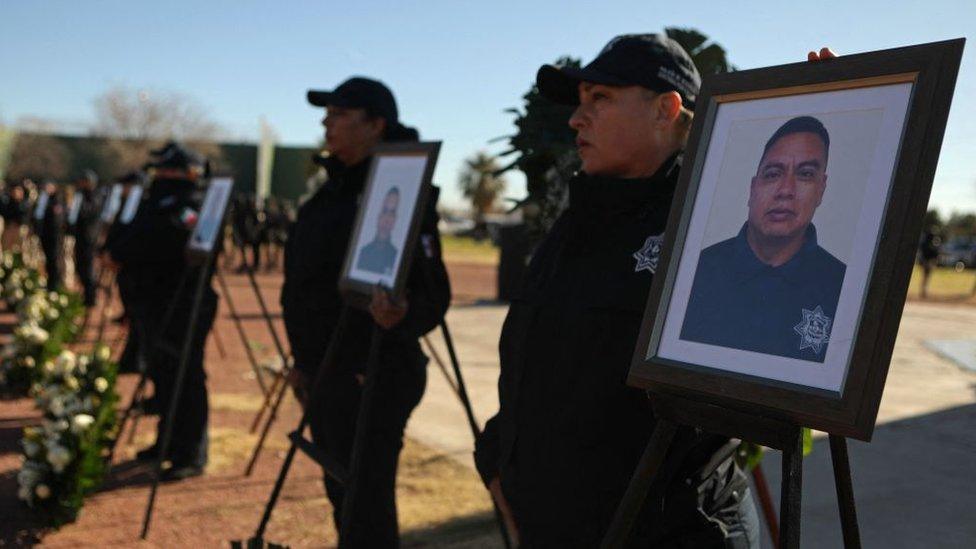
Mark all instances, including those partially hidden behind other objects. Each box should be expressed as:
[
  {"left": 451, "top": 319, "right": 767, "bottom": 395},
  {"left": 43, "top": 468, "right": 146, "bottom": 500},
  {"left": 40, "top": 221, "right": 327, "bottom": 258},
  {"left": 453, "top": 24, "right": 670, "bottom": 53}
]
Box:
[
  {"left": 681, "top": 116, "right": 845, "bottom": 363},
  {"left": 37, "top": 181, "right": 65, "bottom": 290},
  {"left": 70, "top": 169, "right": 102, "bottom": 307},
  {"left": 281, "top": 76, "right": 450, "bottom": 546},
  {"left": 104, "top": 170, "right": 147, "bottom": 373},
  {"left": 474, "top": 35, "right": 760, "bottom": 547},
  {"left": 107, "top": 143, "right": 216, "bottom": 481}
]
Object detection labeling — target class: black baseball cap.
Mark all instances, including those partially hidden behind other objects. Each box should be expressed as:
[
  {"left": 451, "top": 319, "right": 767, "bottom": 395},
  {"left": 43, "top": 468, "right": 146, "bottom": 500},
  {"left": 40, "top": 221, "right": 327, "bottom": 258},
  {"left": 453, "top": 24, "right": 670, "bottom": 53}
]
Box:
[
  {"left": 307, "top": 77, "right": 399, "bottom": 125},
  {"left": 144, "top": 141, "right": 205, "bottom": 172},
  {"left": 537, "top": 34, "right": 701, "bottom": 110}
]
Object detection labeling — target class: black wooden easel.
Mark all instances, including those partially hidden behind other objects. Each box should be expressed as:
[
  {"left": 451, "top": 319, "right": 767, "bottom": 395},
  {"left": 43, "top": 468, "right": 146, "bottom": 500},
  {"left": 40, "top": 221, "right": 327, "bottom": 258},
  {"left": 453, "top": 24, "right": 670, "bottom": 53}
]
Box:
[
  {"left": 139, "top": 177, "right": 235, "bottom": 539},
  {"left": 241, "top": 310, "right": 513, "bottom": 548},
  {"left": 139, "top": 253, "right": 217, "bottom": 539},
  {"left": 600, "top": 393, "right": 860, "bottom": 549},
  {"left": 214, "top": 268, "right": 270, "bottom": 397},
  {"left": 243, "top": 306, "right": 354, "bottom": 547},
  {"left": 106, "top": 274, "right": 188, "bottom": 464}
]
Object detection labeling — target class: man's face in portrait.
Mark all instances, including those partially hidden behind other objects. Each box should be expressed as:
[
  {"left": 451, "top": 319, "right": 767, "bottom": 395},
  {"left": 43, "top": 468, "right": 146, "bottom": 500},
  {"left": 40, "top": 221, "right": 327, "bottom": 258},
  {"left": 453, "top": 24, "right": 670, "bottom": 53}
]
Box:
[
  {"left": 748, "top": 132, "right": 828, "bottom": 242},
  {"left": 377, "top": 191, "right": 399, "bottom": 241}
]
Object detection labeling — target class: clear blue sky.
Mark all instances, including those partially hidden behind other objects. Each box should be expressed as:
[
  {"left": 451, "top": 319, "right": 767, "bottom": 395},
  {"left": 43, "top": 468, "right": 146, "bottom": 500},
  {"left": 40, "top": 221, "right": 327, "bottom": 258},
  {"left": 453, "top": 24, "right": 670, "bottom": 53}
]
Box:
[{"left": 1, "top": 0, "right": 973, "bottom": 214}]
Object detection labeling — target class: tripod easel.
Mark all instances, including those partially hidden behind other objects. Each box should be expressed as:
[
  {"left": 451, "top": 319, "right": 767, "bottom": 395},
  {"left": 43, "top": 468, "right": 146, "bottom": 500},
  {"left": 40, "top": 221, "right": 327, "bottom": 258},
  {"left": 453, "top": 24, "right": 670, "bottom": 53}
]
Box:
[{"left": 600, "top": 393, "right": 860, "bottom": 549}]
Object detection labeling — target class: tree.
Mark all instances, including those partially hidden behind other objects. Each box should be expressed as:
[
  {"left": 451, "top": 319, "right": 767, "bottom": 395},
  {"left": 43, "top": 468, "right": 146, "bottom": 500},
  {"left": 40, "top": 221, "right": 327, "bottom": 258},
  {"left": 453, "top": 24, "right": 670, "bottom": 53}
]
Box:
[
  {"left": 91, "top": 85, "right": 224, "bottom": 173},
  {"left": 5, "top": 118, "right": 73, "bottom": 182},
  {"left": 458, "top": 152, "right": 507, "bottom": 233},
  {"left": 664, "top": 28, "right": 737, "bottom": 74},
  {"left": 921, "top": 209, "right": 944, "bottom": 234}
]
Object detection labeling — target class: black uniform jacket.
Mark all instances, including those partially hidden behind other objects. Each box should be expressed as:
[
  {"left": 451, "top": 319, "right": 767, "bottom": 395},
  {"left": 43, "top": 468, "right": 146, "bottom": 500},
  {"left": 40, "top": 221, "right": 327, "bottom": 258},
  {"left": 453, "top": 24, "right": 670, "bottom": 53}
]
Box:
[
  {"left": 70, "top": 188, "right": 102, "bottom": 250},
  {"left": 475, "top": 154, "right": 745, "bottom": 545},
  {"left": 280, "top": 156, "right": 450, "bottom": 377},
  {"left": 107, "top": 179, "right": 212, "bottom": 312}
]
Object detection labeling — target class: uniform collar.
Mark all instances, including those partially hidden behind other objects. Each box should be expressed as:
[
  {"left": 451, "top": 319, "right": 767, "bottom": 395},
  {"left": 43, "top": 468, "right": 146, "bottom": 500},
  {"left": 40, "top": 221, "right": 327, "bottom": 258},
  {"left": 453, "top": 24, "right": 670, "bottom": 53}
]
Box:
[
  {"left": 323, "top": 156, "right": 372, "bottom": 197},
  {"left": 731, "top": 223, "right": 822, "bottom": 285},
  {"left": 568, "top": 152, "right": 681, "bottom": 216}
]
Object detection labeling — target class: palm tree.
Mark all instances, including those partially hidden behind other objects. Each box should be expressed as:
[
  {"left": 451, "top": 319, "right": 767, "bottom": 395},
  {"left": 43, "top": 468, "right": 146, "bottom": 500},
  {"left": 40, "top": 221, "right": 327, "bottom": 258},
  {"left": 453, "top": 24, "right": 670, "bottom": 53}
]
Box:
[{"left": 458, "top": 152, "right": 506, "bottom": 234}]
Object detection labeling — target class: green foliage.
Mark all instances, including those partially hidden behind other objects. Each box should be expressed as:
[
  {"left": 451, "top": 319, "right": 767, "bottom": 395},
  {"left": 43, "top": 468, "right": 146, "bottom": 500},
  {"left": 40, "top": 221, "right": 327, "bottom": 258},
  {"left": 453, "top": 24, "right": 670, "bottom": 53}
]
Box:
[
  {"left": 19, "top": 347, "right": 119, "bottom": 526},
  {"left": 458, "top": 152, "right": 507, "bottom": 228},
  {"left": 664, "top": 27, "right": 737, "bottom": 75},
  {"left": 737, "top": 427, "right": 814, "bottom": 471}
]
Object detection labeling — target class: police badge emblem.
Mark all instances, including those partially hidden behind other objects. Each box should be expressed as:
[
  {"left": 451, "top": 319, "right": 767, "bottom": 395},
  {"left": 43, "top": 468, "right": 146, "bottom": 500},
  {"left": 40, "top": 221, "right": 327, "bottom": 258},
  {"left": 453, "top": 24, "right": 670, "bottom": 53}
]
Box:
[
  {"left": 794, "top": 306, "right": 832, "bottom": 355},
  {"left": 633, "top": 234, "right": 664, "bottom": 274}
]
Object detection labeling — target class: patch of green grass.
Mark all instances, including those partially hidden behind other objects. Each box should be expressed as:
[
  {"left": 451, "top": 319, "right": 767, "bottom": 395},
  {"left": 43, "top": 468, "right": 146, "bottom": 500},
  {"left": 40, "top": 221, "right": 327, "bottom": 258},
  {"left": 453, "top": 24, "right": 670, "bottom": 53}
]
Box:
[
  {"left": 908, "top": 265, "right": 976, "bottom": 299},
  {"left": 441, "top": 236, "right": 499, "bottom": 265}
]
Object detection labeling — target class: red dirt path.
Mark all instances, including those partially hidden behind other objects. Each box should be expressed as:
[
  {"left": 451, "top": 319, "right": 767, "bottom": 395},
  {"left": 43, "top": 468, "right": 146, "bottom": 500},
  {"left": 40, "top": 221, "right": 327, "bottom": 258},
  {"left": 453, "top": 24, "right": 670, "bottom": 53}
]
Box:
[{"left": 0, "top": 262, "right": 497, "bottom": 548}]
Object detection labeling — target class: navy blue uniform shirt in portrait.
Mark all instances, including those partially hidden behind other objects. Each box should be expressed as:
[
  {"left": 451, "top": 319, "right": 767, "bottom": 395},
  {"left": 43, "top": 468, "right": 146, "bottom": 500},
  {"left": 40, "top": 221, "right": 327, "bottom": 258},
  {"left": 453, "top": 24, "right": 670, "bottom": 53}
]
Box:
[
  {"left": 356, "top": 238, "right": 398, "bottom": 275},
  {"left": 681, "top": 223, "right": 846, "bottom": 363}
]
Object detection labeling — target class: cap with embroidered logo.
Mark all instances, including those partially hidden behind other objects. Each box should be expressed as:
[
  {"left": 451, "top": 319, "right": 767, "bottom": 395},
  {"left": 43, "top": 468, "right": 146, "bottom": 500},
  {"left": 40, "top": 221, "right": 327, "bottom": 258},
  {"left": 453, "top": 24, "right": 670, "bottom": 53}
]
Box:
[{"left": 537, "top": 33, "right": 701, "bottom": 110}]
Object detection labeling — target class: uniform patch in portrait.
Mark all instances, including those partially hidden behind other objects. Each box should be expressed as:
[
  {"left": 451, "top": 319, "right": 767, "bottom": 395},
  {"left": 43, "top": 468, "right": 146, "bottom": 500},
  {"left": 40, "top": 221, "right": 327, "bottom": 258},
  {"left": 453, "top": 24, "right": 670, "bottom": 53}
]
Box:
[
  {"left": 794, "top": 305, "right": 832, "bottom": 355},
  {"left": 632, "top": 234, "right": 664, "bottom": 274}
]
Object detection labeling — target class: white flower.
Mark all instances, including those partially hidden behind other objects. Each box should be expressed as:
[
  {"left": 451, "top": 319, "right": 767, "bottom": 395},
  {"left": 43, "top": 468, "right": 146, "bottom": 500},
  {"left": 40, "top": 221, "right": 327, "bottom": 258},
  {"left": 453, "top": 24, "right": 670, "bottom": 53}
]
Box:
[
  {"left": 17, "top": 462, "right": 41, "bottom": 488},
  {"left": 46, "top": 443, "right": 72, "bottom": 473},
  {"left": 17, "top": 485, "right": 31, "bottom": 502},
  {"left": 96, "top": 345, "right": 111, "bottom": 362},
  {"left": 64, "top": 376, "right": 80, "bottom": 391},
  {"left": 55, "top": 351, "right": 77, "bottom": 375},
  {"left": 70, "top": 414, "right": 95, "bottom": 434},
  {"left": 94, "top": 377, "right": 109, "bottom": 393},
  {"left": 59, "top": 294, "right": 68, "bottom": 307},
  {"left": 24, "top": 356, "right": 35, "bottom": 368},
  {"left": 34, "top": 484, "right": 51, "bottom": 499},
  {"left": 22, "top": 438, "right": 40, "bottom": 457},
  {"left": 45, "top": 308, "right": 59, "bottom": 320},
  {"left": 48, "top": 291, "right": 59, "bottom": 302},
  {"left": 49, "top": 396, "right": 66, "bottom": 417}
]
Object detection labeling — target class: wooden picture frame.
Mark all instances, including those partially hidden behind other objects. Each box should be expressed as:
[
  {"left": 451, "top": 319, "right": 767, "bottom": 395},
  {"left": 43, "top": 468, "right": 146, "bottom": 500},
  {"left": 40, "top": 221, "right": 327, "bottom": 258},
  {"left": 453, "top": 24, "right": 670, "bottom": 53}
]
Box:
[
  {"left": 338, "top": 141, "right": 441, "bottom": 308},
  {"left": 630, "top": 39, "right": 964, "bottom": 440}
]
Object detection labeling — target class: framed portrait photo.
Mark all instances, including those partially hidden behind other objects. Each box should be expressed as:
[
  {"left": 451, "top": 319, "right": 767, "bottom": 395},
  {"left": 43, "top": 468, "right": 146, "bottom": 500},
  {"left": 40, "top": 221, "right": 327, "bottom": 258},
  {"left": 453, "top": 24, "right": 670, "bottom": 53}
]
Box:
[
  {"left": 631, "top": 39, "right": 964, "bottom": 440},
  {"left": 187, "top": 177, "right": 234, "bottom": 256},
  {"left": 338, "top": 141, "right": 441, "bottom": 305},
  {"left": 100, "top": 184, "right": 123, "bottom": 223}
]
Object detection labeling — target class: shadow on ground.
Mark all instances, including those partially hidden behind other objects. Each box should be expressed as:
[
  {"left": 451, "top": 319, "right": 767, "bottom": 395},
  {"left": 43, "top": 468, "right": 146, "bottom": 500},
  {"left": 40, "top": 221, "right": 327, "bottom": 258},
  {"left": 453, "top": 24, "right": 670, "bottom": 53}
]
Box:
[
  {"left": 758, "top": 403, "right": 976, "bottom": 549},
  {"left": 401, "top": 509, "right": 503, "bottom": 548}
]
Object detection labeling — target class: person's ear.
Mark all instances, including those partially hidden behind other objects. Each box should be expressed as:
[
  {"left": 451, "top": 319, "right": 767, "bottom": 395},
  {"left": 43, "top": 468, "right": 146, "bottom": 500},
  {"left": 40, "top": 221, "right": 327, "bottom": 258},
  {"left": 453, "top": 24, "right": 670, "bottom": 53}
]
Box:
[
  {"left": 370, "top": 117, "right": 387, "bottom": 140},
  {"left": 655, "top": 91, "right": 682, "bottom": 126}
]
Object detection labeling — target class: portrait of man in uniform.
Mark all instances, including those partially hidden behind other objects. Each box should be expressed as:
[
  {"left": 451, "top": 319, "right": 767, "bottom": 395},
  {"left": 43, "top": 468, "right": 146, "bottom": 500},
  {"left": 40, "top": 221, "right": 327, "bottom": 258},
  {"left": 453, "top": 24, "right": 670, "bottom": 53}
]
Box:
[
  {"left": 356, "top": 186, "right": 400, "bottom": 275},
  {"left": 680, "top": 115, "right": 846, "bottom": 362}
]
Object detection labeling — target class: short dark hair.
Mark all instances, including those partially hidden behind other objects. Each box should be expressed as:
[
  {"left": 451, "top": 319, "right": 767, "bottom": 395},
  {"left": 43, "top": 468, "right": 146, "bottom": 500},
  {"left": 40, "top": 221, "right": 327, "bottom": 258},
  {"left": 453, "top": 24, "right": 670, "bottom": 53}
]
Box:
[
  {"left": 761, "top": 115, "right": 830, "bottom": 167},
  {"left": 386, "top": 186, "right": 400, "bottom": 198}
]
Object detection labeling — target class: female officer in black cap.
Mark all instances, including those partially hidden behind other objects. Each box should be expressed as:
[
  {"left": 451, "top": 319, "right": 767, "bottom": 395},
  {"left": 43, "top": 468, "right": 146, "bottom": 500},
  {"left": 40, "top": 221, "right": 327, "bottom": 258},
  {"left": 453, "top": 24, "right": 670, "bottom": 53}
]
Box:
[
  {"left": 281, "top": 76, "right": 450, "bottom": 547},
  {"left": 475, "top": 34, "right": 761, "bottom": 547}
]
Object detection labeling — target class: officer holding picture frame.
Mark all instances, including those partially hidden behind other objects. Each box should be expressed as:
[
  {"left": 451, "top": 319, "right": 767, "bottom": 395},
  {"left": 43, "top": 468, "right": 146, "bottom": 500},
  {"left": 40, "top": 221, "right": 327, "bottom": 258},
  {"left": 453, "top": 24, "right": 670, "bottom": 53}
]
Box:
[
  {"left": 474, "top": 36, "right": 837, "bottom": 548},
  {"left": 280, "top": 76, "right": 450, "bottom": 546}
]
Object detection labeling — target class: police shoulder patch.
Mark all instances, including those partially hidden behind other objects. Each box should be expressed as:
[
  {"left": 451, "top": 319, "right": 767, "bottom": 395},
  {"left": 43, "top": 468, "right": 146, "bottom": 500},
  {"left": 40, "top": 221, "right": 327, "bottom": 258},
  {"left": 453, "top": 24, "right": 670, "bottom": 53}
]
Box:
[{"left": 633, "top": 233, "right": 664, "bottom": 274}]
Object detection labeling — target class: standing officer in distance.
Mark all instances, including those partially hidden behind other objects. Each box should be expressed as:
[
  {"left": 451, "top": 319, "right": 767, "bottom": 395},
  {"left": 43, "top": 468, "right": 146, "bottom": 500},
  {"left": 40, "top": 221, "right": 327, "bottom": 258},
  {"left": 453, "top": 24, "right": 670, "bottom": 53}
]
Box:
[
  {"left": 37, "top": 181, "right": 65, "bottom": 290},
  {"left": 70, "top": 169, "right": 102, "bottom": 307},
  {"left": 474, "top": 34, "right": 764, "bottom": 547},
  {"left": 107, "top": 143, "right": 217, "bottom": 481},
  {"left": 281, "top": 76, "right": 450, "bottom": 547}
]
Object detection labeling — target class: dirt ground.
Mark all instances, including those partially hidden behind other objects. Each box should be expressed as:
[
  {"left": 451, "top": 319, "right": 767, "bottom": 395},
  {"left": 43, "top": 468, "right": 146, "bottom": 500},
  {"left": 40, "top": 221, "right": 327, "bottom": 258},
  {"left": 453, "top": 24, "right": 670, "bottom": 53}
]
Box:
[{"left": 0, "top": 262, "right": 501, "bottom": 548}]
